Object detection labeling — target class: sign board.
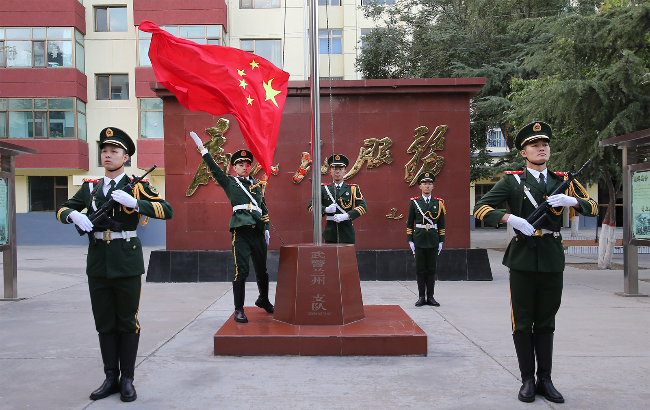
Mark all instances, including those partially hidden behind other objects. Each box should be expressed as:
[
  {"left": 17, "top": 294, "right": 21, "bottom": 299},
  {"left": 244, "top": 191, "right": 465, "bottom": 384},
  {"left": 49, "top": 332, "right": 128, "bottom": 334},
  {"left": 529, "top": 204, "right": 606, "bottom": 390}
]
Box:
[
  {"left": 631, "top": 167, "right": 650, "bottom": 242},
  {"left": 0, "top": 178, "right": 7, "bottom": 246}
]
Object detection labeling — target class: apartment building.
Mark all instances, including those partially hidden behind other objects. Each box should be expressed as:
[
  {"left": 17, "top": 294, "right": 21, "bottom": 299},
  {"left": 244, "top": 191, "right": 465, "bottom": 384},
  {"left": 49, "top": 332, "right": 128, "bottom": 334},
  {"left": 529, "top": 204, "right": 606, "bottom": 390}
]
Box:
[{"left": 0, "top": 0, "right": 381, "bottom": 244}]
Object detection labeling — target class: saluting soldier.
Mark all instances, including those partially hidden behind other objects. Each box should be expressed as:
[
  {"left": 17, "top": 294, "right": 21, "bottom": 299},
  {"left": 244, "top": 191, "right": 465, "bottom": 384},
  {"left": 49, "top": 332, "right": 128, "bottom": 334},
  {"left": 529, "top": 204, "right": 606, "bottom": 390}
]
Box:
[
  {"left": 407, "top": 172, "right": 446, "bottom": 307},
  {"left": 189, "top": 131, "right": 274, "bottom": 324},
  {"left": 57, "top": 127, "right": 173, "bottom": 402},
  {"left": 308, "top": 154, "right": 367, "bottom": 244},
  {"left": 473, "top": 122, "right": 598, "bottom": 404}
]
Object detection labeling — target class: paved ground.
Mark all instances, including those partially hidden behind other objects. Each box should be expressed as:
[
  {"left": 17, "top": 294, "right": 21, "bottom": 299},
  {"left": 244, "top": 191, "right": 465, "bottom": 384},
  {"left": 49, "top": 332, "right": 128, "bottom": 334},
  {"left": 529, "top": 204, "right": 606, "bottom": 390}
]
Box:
[{"left": 1, "top": 228, "right": 649, "bottom": 410}]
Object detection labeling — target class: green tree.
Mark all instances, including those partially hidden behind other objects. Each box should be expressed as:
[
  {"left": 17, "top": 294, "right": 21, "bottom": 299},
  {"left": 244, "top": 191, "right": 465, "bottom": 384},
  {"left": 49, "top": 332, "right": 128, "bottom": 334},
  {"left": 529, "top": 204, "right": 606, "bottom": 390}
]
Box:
[{"left": 356, "top": 0, "right": 597, "bottom": 181}]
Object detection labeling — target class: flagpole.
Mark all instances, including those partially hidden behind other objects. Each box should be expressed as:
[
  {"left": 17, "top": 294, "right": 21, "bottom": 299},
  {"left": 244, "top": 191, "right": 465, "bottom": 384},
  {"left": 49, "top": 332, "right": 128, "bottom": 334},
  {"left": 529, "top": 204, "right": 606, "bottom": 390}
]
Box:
[{"left": 310, "top": 0, "right": 322, "bottom": 246}]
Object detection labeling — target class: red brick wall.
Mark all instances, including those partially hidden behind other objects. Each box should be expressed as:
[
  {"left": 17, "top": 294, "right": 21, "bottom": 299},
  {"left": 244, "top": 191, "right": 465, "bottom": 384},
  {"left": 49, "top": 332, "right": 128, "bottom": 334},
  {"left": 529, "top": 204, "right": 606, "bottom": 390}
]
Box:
[
  {"left": 158, "top": 78, "right": 485, "bottom": 251},
  {"left": 0, "top": 0, "right": 86, "bottom": 33},
  {"left": 133, "top": 0, "right": 228, "bottom": 31},
  {"left": 0, "top": 68, "right": 87, "bottom": 102},
  {"left": 13, "top": 139, "right": 89, "bottom": 170}
]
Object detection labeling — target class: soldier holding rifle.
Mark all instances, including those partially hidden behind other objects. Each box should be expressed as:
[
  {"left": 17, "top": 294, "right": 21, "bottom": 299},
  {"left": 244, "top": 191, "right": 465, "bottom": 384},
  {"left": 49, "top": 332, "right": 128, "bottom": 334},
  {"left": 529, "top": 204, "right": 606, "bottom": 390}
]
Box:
[
  {"left": 473, "top": 122, "right": 598, "bottom": 404},
  {"left": 57, "top": 128, "right": 172, "bottom": 402}
]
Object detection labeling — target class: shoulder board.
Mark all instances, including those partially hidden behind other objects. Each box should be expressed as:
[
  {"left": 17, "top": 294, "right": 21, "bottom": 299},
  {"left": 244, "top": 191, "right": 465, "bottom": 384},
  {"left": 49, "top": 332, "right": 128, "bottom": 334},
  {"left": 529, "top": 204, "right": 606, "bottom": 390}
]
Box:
[
  {"left": 321, "top": 183, "right": 330, "bottom": 186},
  {"left": 552, "top": 171, "right": 567, "bottom": 177},
  {"left": 346, "top": 183, "right": 358, "bottom": 186},
  {"left": 410, "top": 197, "right": 420, "bottom": 200},
  {"left": 504, "top": 171, "right": 524, "bottom": 175},
  {"left": 434, "top": 197, "right": 443, "bottom": 201},
  {"left": 82, "top": 178, "right": 101, "bottom": 183}
]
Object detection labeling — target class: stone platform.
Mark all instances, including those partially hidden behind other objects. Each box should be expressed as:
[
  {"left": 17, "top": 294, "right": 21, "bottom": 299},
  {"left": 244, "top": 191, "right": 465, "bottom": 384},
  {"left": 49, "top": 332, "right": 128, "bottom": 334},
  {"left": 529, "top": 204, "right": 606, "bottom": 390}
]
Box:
[{"left": 214, "top": 305, "right": 427, "bottom": 356}]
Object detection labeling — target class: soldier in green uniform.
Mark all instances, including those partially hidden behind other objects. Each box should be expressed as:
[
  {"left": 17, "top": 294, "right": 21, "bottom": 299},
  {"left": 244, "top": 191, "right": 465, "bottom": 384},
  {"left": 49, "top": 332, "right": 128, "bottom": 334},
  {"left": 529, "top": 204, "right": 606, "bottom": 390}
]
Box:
[
  {"left": 308, "top": 154, "right": 367, "bottom": 244},
  {"left": 57, "top": 127, "right": 173, "bottom": 402},
  {"left": 473, "top": 122, "right": 598, "bottom": 403},
  {"left": 189, "top": 131, "right": 274, "bottom": 324},
  {"left": 407, "top": 172, "right": 446, "bottom": 307}
]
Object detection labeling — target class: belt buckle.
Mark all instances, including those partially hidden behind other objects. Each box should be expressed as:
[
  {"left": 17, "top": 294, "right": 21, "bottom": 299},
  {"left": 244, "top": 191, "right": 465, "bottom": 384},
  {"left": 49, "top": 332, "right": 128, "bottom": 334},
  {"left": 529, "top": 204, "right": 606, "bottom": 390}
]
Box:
[
  {"left": 247, "top": 204, "right": 252, "bottom": 211},
  {"left": 103, "top": 230, "right": 111, "bottom": 241},
  {"left": 533, "top": 229, "right": 543, "bottom": 237},
  {"left": 425, "top": 224, "right": 431, "bottom": 231}
]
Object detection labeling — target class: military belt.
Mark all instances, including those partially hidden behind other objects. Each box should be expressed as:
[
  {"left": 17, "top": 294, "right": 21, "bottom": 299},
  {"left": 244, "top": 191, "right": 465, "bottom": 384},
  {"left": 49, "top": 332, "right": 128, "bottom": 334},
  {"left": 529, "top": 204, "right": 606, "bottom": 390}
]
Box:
[
  {"left": 94, "top": 230, "right": 138, "bottom": 241},
  {"left": 415, "top": 223, "right": 437, "bottom": 230},
  {"left": 533, "top": 229, "right": 560, "bottom": 237},
  {"left": 233, "top": 204, "right": 262, "bottom": 213}
]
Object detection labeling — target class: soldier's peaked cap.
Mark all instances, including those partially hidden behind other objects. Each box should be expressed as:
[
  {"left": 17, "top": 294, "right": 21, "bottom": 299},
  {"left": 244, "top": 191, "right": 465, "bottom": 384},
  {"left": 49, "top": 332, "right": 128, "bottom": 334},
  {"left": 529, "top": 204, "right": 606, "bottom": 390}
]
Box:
[
  {"left": 230, "top": 149, "right": 254, "bottom": 165},
  {"left": 417, "top": 172, "right": 435, "bottom": 184},
  {"left": 327, "top": 154, "right": 349, "bottom": 167},
  {"left": 515, "top": 121, "right": 552, "bottom": 150},
  {"left": 99, "top": 127, "right": 135, "bottom": 156}
]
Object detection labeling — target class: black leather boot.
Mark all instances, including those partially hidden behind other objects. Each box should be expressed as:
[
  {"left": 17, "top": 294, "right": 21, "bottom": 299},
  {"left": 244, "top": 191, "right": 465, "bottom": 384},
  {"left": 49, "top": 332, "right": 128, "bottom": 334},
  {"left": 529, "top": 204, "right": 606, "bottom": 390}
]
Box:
[
  {"left": 425, "top": 275, "right": 440, "bottom": 306},
  {"left": 513, "top": 333, "right": 536, "bottom": 403},
  {"left": 255, "top": 275, "right": 274, "bottom": 314},
  {"left": 89, "top": 334, "right": 120, "bottom": 400},
  {"left": 118, "top": 333, "right": 140, "bottom": 402},
  {"left": 233, "top": 281, "right": 248, "bottom": 323},
  {"left": 415, "top": 275, "right": 426, "bottom": 306},
  {"left": 535, "top": 333, "right": 564, "bottom": 403}
]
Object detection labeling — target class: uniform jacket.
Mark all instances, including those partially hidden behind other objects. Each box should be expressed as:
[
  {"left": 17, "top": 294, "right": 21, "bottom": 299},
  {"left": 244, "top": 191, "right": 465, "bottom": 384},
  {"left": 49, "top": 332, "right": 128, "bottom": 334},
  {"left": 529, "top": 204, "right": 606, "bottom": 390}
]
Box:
[
  {"left": 204, "top": 153, "right": 270, "bottom": 232},
  {"left": 308, "top": 183, "right": 367, "bottom": 243},
  {"left": 473, "top": 169, "right": 598, "bottom": 272},
  {"left": 407, "top": 196, "right": 446, "bottom": 248},
  {"left": 57, "top": 176, "right": 173, "bottom": 279}
]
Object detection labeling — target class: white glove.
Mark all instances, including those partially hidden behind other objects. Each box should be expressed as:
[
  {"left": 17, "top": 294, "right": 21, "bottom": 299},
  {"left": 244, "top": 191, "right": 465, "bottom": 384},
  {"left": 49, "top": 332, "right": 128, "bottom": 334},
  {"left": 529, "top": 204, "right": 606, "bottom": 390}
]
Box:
[
  {"left": 438, "top": 243, "right": 443, "bottom": 255},
  {"left": 325, "top": 203, "right": 337, "bottom": 214},
  {"left": 507, "top": 214, "right": 535, "bottom": 236},
  {"left": 265, "top": 230, "right": 270, "bottom": 245},
  {"left": 112, "top": 190, "right": 138, "bottom": 209},
  {"left": 409, "top": 241, "right": 415, "bottom": 254},
  {"left": 333, "top": 213, "right": 350, "bottom": 223},
  {"left": 68, "top": 210, "right": 93, "bottom": 232},
  {"left": 190, "top": 131, "right": 208, "bottom": 155},
  {"left": 547, "top": 194, "right": 578, "bottom": 208}
]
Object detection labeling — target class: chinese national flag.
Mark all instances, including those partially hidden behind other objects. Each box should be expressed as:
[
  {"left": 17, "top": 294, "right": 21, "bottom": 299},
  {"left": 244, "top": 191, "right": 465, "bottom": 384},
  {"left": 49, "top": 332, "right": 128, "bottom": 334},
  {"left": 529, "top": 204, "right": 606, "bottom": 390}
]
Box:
[{"left": 139, "top": 20, "right": 290, "bottom": 175}]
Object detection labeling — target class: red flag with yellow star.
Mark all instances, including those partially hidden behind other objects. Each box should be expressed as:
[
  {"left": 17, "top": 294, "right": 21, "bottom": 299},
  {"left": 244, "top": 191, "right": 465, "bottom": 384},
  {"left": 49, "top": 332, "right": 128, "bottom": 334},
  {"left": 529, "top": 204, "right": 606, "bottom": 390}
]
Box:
[{"left": 139, "top": 20, "right": 289, "bottom": 175}]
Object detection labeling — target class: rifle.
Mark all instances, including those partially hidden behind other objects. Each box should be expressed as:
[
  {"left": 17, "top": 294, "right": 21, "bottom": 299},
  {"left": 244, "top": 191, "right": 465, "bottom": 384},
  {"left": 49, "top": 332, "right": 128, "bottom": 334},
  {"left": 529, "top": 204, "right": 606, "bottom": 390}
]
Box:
[
  {"left": 515, "top": 159, "right": 591, "bottom": 248},
  {"left": 77, "top": 165, "right": 157, "bottom": 245}
]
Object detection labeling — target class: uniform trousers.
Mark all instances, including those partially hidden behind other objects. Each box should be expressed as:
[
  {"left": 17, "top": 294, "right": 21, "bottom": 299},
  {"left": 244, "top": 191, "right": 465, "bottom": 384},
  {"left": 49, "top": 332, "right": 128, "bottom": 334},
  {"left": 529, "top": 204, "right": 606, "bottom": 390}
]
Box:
[
  {"left": 231, "top": 225, "right": 268, "bottom": 282},
  {"left": 415, "top": 247, "right": 438, "bottom": 276},
  {"left": 88, "top": 275, "right": 141, "bottom": 334},
  {"left": 509, "top": 269, "right": 563, "bottom": 334}
]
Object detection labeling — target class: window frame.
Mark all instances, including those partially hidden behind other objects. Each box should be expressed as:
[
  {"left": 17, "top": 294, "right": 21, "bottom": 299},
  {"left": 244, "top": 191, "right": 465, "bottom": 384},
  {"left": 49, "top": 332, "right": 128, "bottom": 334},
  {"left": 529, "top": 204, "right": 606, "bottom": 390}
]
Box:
[
  {"left": 28, "top": 176, "right": 69, "bottom": 212},
  {"left": 0, "top": 27, "right": 80, "bottom": 69},
  {"left": 138, "top": 98, "right": 164, "bottom": 139},
  {"left": 240, "top": 0, "right": 281, "bottom": 9},
  {"left": 239, "top": 38, "right": 282, "bottom": 68},
  {"left": 137, "top": 25, "right": 223, "bottom": 67},
  {"left": 0, "top": 98, "right": 82, "bottom": 139},
  {"left": 96, "top": 74, "right": 130, "bottom": 101},
  {"left": 319, "top": 29, "right": 342, "bottom": 55},
  {"left": 94, "top": 6, "right": 128, "bottom": 33}
]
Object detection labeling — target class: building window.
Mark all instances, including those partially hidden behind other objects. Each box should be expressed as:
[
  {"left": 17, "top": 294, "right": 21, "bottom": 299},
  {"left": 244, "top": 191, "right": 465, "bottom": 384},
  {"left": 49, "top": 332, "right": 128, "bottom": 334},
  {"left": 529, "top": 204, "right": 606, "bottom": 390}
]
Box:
[
  {"left": 137, "top": 25, "right": 222, "bottom": 66},
  {"left": 319, "top": 30, "right": 342, "bottom": 55},
  {"left": 487, "top": 128, "right": 507, "bottom": 148},
  {"left": 0, "top": 27, "right": 82, "bottom": 70},
  {"left": 240, "top": 0, "right": 280, "bottom": 9},
  {"left": 95, "top": 6, "right": 128, "bottom": 32},
  {"left": 96, "top": 74, "right": 129, "bottom": 100},
  {"left": 318, "top": 0, "right": 341, "bottom": 4},
  {"left": 240, "top": 39, "right": 281, "bottom": 68},
  {"left": 0, "top": 98, "right": 83, "bottom": 139},
  {"left": 139, "top": 99, "right": 164, "bottom": 139},
  {"left": 29, "top": 176, "right": 68, "bottom": 212}
]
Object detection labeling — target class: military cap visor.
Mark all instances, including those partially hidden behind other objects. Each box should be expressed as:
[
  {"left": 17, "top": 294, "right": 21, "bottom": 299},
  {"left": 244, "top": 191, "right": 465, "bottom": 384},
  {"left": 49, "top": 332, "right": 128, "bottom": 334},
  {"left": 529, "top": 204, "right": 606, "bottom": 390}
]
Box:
[
  {"left": 515, "top": 122, "right": 552, "bottom": 150},
  {"left": 327, "top": 154, "right": 349, "bottom": 168},
  {"left": 230, "top": 149, "right": 254, "bottom": 165},
  {"left": 99, "top": 127, "right": 135, "bottom": 156},
  {"left": 417, "top": 172, "right": 435, "bottom": 184}
]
